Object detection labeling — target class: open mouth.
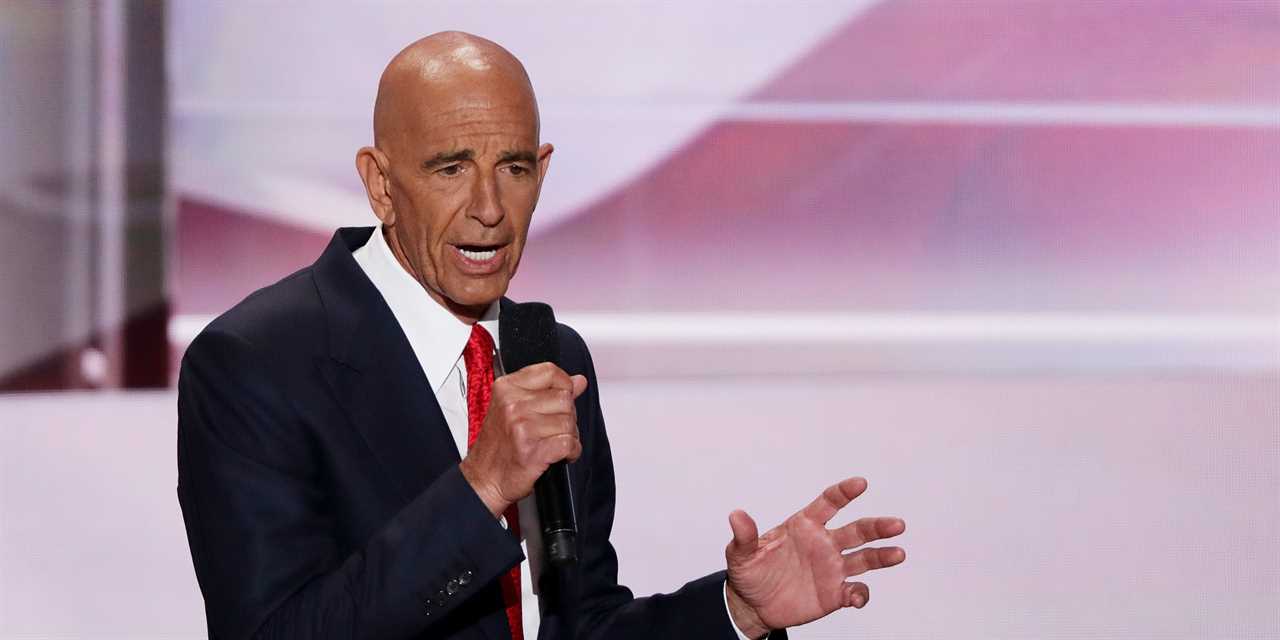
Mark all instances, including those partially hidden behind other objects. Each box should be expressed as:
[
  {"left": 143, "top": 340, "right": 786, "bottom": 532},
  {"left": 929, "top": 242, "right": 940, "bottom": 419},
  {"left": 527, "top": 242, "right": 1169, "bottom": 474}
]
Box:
[
  {"left": 453, "top": 243, "right": 505, "bottom": 264},
  {"left": 457, "top": 245, "right": 498, "bottom": 261}
]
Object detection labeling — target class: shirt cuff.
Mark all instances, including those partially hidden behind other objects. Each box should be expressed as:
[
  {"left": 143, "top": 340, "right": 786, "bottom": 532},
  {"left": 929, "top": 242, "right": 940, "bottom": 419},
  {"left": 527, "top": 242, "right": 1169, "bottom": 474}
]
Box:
[{"left": 723, "top": 580, "right": 768, "bottom": 640}]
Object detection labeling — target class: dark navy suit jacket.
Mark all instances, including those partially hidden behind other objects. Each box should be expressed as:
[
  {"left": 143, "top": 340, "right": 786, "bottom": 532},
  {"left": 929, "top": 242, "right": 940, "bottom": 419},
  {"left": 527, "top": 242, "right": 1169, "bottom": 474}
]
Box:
[{"left": 177, "top": 227, "right": 763, "bottom": 639}]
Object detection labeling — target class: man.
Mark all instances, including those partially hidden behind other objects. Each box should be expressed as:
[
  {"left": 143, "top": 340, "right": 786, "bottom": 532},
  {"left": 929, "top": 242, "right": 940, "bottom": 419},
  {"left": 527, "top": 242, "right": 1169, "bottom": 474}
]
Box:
[{"left": 177, "top": 32, "right": 906, "bottom": 639}]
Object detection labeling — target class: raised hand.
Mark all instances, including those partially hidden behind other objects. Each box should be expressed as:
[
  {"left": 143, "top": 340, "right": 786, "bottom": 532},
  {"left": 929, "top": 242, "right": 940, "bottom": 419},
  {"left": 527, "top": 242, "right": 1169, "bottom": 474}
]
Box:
[{"left": 724, "top": 477, "right": 906, "bottom": 638}]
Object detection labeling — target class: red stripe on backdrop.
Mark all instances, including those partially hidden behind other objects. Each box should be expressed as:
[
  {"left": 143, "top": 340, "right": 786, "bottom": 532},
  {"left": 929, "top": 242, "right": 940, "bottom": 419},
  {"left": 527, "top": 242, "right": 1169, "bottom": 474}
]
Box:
[
  {"left": 752, "top": 0, "right": 1280, "bottom": 103},
  {"left": 510, "top": 122, "right": 1279, "bottom": 313},
  {"left": 177, "top": 197, "right": 331, "bottom": 316}
]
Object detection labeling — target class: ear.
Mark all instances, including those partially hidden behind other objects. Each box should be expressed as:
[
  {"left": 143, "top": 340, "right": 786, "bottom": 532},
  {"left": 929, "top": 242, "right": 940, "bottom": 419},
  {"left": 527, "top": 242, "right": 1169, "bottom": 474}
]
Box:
[
  {"left": 531, "top": 142, "right": 555, "bottom": 207},
  {"left": 536, "top": 142, "right": 554, "bottom": 184},
  {"left": 355, "top": 146, "right": 396, "bottom": 225}
]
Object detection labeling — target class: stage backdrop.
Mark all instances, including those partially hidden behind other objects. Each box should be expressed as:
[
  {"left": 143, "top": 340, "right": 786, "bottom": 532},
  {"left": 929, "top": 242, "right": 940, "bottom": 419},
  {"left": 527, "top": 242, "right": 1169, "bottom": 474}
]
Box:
[{"left": 2, "top": 1, "right": 1277, "bottom": 638}]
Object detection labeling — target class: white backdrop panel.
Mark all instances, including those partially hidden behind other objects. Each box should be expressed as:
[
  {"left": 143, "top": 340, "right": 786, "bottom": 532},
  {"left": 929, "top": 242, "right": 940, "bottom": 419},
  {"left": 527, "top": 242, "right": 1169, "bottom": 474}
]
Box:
[{"left": 2, "top": 373, "right": 1276, "bottom": 637}]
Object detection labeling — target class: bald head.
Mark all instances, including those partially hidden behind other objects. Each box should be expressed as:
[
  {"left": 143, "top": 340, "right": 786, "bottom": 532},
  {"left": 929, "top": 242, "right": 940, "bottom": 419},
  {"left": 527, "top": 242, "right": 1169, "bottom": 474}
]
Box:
[
  {"left": 373, "top": 31, "right": 539, "bottom": 151},
  {"left": 355, "top": 32, "right": 554, "bottom": 323}
]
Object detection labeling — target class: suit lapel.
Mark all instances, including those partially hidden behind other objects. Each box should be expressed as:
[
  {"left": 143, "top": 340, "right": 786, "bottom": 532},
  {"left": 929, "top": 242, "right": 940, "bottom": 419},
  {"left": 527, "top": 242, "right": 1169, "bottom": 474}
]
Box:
[{"left": 313, "top": 227, "right": 462, "bottom": 503}]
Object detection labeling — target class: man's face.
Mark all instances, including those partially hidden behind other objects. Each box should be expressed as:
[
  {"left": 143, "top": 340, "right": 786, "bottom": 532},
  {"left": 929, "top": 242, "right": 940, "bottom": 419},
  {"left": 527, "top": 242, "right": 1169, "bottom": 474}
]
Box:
[{"left": 380, "top": 84, "right": 552, "bottom": 315}]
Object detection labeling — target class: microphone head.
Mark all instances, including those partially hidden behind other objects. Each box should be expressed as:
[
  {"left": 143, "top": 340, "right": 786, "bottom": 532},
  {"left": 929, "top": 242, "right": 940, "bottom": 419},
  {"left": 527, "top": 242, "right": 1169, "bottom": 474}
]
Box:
[{"left": 500, "top": 302, "right": 559, "bottom": 373}]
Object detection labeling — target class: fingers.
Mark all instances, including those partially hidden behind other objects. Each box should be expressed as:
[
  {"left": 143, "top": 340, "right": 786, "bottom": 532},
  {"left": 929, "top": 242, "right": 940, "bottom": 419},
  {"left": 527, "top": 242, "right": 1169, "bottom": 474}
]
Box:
[
  {"left": 842, "top": 546, "right": 906, "bottom": 577},
  {"left": 833, "top": 517, "right": 906, "bottom": 550},
  {"left": 518, "top": 387, "right": 579, "bottom": 418},
  {"left": 726, "top": 509, "right": 759, "bottom": 559},
  {"left": 801, "top": 477, "right": 867, "bottom": 525},
  {"left": 506, "top": 362, "right": 577, "bottom": 393},
  {"left": 843, "top": 582, "right": 869, "bottom": 609},
  {"left": 534, "top": 432, "right": 583, "bottom": 464},
  {"left": 513, "top": 403, "right": 579, "bottom": 463},
  {"left": 521, "top": 412, "right": 577, "bottom": 439}
]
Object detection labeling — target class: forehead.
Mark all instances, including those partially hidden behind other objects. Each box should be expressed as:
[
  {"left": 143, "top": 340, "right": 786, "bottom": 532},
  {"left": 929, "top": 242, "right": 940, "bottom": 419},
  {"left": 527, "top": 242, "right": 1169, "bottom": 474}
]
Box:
[{"left": 402, "top": 86, "right": 538, "bottom": 155}]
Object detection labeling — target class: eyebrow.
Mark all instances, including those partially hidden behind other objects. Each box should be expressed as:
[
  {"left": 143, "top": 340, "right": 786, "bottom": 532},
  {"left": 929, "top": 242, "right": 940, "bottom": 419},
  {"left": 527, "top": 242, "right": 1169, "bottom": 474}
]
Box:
[
  {"left": 422, "top": 149, "right": 474, "bottom": 170},
  {"left": 497, "top": 150, "right": 537, "bottom": 165},
  {"left": 420, "top": 148, "right": 536, "bottom": 170}
]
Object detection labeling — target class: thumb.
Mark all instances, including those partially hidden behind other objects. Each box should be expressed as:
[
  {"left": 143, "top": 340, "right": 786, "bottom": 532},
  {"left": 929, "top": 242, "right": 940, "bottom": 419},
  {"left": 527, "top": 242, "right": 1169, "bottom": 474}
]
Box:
[
  {"left": 571, "top": 374, "right": 588, "bottom": 398},
  {"left": 727, "top": 509, "right": 759, "bottom": 559}
]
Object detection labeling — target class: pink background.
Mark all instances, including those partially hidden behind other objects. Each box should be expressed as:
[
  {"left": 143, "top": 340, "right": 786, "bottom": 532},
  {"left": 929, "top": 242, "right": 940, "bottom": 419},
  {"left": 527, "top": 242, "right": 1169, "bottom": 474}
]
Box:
[{"left": 2, "top": 1, "right": 1277, "bottom": 637}]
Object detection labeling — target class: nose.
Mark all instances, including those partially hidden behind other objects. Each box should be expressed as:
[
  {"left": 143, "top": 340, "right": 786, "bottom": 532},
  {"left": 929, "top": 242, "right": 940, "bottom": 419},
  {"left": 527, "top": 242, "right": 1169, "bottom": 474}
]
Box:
[{"left": 467, "top": 169, "right": 506, "bottom": 227}]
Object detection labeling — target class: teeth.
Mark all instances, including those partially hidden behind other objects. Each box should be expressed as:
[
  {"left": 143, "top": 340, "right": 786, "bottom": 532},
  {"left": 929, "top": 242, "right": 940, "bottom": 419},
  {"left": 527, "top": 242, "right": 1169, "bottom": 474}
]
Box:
[{"left": 458, "top": 247, "right": 497, "bottom": 261}]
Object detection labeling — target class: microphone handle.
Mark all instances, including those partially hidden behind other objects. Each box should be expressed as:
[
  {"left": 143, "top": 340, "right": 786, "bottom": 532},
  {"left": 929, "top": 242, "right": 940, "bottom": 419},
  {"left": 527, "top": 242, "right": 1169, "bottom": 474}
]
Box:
[{"left": 534, "top": 461, "right": 578, "bottom": 566}]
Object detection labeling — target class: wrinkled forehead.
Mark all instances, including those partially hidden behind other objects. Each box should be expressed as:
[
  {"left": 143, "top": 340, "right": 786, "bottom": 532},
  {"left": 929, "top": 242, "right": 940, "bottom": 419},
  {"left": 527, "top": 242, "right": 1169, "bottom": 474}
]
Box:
[{"left": 399, "top": 89, "right": 538, "bottom": 151}]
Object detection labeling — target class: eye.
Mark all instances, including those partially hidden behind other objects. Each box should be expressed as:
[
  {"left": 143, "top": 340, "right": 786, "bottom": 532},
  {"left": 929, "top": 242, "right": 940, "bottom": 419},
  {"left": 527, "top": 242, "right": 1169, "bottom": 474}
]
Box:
[
  {"left": 437, "top": 163, "right": 463, "bottom": 177},
  {"left": 505, "top": 164, "right": 530, "bottom": 176}
]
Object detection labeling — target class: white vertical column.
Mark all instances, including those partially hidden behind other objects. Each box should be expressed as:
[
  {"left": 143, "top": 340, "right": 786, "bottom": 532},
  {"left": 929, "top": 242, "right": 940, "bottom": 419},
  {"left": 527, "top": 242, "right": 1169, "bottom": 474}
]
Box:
[
  {"left": 95, "top": 0, "right": 128, "bottom": 388},
  {"left": 65, "top": 2, "right": 98, "bottom": 386}
]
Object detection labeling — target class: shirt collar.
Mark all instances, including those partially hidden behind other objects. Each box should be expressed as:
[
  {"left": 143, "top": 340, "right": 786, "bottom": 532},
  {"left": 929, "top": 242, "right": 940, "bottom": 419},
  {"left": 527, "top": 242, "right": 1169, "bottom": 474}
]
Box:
[{"left": 353, "top": 224, "right": 500, "bottom": 392}]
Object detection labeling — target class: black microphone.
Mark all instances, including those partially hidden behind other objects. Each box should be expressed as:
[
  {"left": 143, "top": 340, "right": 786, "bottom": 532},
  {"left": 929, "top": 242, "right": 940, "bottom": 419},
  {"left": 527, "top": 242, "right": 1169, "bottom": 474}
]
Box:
[{"left": 500, "top": 302, "right": 579, "bottom": 567}]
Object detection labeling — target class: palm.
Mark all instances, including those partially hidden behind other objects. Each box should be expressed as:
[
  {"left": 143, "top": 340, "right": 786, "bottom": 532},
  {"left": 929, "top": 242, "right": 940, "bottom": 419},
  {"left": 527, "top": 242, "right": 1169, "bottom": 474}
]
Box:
[
  {"left": 725, "top": 477, "right": 906, "bottom": 631},
  {"left": 728, "top": 509, "right": 849, "bottom": 624}
]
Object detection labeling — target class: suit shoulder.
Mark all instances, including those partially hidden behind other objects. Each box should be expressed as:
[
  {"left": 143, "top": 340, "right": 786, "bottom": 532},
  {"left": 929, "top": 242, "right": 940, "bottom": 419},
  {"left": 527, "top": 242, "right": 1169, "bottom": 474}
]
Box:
[
  {"left": 193, "top": 266, "right": 326, "bottom": 360},
  {"left": 555, "top": 321, "right": 597, "bottom": 378},
  {"left": 555, "top": 321, "right": 589, "bottom": 354}
]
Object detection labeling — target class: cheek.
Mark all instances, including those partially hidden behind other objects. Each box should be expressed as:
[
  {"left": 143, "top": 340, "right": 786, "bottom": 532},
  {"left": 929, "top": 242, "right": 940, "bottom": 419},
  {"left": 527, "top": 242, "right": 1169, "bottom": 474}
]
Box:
[
  {"left": 502, "top": 181, "right": 538, "bottom": 207},
  {"left": 500, "top": 186, "right": 538, "bottom": 227},
  {"left": 400, "top": 191, "right": 458, "bottom": 255}
]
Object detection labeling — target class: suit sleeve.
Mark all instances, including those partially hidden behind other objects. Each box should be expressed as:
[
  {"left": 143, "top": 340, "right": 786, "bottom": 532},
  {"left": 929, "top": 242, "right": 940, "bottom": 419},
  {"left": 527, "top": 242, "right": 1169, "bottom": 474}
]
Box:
[
  {"left": 176, "top": 328, "right": 523, "bottom": 639},
  {"left": 562, "top": 328, "right": 787, "bottom": 640}
]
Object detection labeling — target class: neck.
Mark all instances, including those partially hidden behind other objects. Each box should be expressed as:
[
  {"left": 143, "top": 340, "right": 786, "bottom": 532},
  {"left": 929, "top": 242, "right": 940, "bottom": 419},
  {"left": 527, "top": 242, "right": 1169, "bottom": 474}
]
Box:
[{"left": 438, "top": 297, "right": 488, "bottom": 325}]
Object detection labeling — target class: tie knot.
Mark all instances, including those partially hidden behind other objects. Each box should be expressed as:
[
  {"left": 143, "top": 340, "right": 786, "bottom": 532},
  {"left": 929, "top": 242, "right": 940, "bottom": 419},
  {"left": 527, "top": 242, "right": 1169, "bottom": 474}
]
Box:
[{"left": 464, "top": 323, "right": 495, "bottom": 371}]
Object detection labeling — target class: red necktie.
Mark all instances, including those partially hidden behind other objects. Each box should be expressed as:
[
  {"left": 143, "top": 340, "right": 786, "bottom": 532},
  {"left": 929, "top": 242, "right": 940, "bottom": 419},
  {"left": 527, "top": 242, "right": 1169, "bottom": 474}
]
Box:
[{"left": 463, "top": 324, "right": 524, "bottom": 640}]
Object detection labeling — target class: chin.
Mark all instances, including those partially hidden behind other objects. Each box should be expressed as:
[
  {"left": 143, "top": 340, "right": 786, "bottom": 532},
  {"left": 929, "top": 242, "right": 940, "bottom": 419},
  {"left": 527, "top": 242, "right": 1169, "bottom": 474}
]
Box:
[{"left": 447, "top": 281, "right": 508, "bottom": 309}]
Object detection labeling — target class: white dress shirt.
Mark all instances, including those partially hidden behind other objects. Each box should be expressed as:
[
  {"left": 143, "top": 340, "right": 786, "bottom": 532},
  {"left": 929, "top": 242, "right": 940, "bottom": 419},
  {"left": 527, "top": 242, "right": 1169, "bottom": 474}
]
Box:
[{"left": 353, "top": 225, "right": 757, "bottom": 639}]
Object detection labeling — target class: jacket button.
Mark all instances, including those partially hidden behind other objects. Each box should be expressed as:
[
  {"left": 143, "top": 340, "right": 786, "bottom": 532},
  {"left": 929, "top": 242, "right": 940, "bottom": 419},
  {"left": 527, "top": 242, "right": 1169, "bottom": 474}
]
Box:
[{"left": 458, "top": 570, "right": 473, "bottom": 586}]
